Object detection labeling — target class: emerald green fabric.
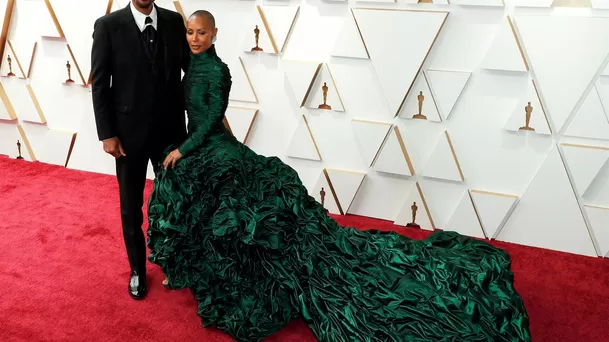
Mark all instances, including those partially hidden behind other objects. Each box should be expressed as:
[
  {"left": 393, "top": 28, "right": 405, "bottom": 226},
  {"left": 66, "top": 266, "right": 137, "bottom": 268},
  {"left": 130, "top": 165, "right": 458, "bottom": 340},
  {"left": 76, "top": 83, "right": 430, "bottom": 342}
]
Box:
[{"left": 147, "top": 45, "right": 531, "bottom": 342}]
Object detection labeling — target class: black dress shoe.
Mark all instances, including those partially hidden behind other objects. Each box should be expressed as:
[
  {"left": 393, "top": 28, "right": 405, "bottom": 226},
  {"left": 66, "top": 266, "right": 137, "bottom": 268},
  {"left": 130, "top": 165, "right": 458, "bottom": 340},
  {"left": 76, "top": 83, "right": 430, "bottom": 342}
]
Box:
[{"left": 128, "top": 270, "right": 147, "bottom": 300}]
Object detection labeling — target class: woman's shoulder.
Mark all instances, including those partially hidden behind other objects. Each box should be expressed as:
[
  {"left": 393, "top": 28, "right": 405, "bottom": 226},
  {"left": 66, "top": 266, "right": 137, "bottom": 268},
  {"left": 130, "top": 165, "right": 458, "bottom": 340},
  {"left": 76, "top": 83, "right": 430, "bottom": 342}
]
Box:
[{"left": 210, "top": 57, "right": 231, "bottom": 80}]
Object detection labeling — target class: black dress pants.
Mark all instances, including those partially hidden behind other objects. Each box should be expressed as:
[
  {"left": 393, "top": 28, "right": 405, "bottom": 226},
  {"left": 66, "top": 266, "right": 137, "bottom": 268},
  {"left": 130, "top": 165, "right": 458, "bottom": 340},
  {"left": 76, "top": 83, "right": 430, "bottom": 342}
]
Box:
[{"left": 115, "top": 144, "right": 162, "bottom": 275}]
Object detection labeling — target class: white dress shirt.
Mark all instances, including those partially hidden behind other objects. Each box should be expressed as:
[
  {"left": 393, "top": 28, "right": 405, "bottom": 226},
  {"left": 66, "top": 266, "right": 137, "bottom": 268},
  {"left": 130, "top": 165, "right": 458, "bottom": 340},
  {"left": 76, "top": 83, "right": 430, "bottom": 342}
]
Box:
[{"left": 130, "top": 3, "right": 157, "bottom": 32}]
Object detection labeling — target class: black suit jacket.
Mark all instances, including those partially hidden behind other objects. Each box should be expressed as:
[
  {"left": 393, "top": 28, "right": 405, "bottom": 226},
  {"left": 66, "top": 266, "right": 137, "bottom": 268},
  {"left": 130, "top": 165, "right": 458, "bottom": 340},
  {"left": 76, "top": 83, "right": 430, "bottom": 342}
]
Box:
[{"left": 91, "top": 4, "right": 190, "bottom": 154}]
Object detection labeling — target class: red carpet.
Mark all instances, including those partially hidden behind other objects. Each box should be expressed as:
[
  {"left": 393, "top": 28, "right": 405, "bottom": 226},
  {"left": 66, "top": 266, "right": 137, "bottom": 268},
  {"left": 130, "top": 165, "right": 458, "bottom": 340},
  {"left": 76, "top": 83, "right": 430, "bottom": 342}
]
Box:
[{"left": 1, "top": 155, "right": 608, "bottom": 342}]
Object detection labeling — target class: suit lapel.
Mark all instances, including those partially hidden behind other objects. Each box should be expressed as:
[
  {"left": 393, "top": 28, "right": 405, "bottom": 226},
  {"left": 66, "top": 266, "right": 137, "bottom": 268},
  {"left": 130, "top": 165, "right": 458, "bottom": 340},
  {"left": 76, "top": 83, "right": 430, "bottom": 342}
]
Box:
[{"left": 118, "top": 5, "right": 149, "bottom": 65}]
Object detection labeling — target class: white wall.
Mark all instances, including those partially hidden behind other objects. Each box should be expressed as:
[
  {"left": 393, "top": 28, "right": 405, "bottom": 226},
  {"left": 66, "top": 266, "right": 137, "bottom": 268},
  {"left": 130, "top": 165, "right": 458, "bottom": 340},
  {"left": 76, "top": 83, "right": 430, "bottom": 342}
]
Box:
[{"left": 1, "top": 0, "right": 609, "bottom": 258}]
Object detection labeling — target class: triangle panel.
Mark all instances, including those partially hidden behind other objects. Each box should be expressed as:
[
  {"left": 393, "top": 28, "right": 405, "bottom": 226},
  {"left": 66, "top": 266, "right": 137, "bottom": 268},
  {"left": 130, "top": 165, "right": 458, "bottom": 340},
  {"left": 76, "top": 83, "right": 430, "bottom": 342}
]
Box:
[
  {"left": 394, "top": 182, "right": 435, "bottom": 231},
  {"left": 224, "top": 107, "right": 258, "bottom": 144},
  {"left": 422, "top": 131, "right": 464, "bottom": 182},
  {"left": 286, "top": 115, "right": 321, "bottom": 161},
  {"left": 372, "top": 126, "right": 414, "bottom": 176},
  {"left": 229, "top": 57, "right": 258, "bottom": 103},
  {"left": 312, "top": 170, "right": 341, "bottom": 215},
  {"left": 325, "top": 168, "right": 367, "bottom": 214},
  {"left": 20, "top": 122, "right": 75, "bottom": 166},
  {"left": 398, "top": 72, "right": 441, "bottom": 122},
  {"left": 257, "top": 4, "right": 300, "bottom": 54},
  {"left": 480, "top": 17, "right": 528, "bottom": 73},
  {"left": 470, "top": 190, "right": 519, "bottom": 239},
  {"left": 0, "top": 123, "right": 33, "bottom": 160},
  {"left": 584, "top": 205, "right": 609, "bottom": 257},
  {"left": 283, "top": 60, "right": 320, "bottom": 107},
  {"left": 498, "top": 146, "right": 597, "bottom": 257},
  {"left": 353, "top": 8, "right": 448, "bottom": 116},
  {"left": 503, "top": 79, "right": 551, "bottom": 135},
  {"left": 1, "top": 77, "right": 45, "bottom": 123},
  {"left": 304, "top": 64, "right": 344, "bottom": 112},
  {"left": 442, "top": 190, "right": 486, "bottom": 239},
  {"left": 351, "top": 119, "right": 392, "bottom": 167},
  {"left": 514, "top": 15, "right": 609, "bottom": 132},
  {"left": 561, "top": 143, "right": 609, "bottom": 196},
  {"left": 424, "top": 69, "right": 471, "bottom": 121},
  {"left": 0, "top": 81, "right": 17, "bottom": 120},
  {"left": 564, "top": 85, "right": 609, "bottom": 140},
  {"left": 47, "top": 0, "right": 110, "bottom": 84},
  {"left": 331, "top": 9, "right": 368, "bottom": 59}
]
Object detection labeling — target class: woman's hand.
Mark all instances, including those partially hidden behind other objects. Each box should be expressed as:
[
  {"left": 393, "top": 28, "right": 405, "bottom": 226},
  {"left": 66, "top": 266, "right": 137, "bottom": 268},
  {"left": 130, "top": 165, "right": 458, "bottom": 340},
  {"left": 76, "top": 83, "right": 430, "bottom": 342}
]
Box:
[{"left": 163, "top": 149, "right": 183, "bottom": 169}]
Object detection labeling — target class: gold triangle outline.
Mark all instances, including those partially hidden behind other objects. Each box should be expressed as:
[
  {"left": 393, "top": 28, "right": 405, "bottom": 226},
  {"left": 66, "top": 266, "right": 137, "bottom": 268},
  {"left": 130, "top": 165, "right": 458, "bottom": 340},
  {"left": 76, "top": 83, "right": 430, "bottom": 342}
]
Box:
[
  {"left": 444, "top": 130, "right": 465, "bottom": 181},
  {"left": 415, "top": 181, "right": 436, "bottom": 229},
  {"left": 26, "top": 84, "right": 47, "bottom": 123},
  {"left": 507, "top": 16, "right": 530, "bottom": 72},
  {"left": 302, "top": 114, "right": 322, "bottom": 161},
  {"left": 64, "top": 132, "right": 77, "bottom": 167},
  {"left": 0, "top": 0, "right": 15, "bottom": 73},
  {"left": 0, "top": 80, "right": 17, "bottom": 120},
  {"left": 466, "top": 189, "right": 488, "bottom": 239}
]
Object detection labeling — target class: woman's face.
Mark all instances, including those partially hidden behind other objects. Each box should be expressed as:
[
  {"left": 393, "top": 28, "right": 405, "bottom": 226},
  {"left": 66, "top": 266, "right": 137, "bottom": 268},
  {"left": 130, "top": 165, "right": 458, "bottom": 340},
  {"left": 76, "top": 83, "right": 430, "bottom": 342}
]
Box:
[{"left": 186, "top": 16, "right": 217, "bottom": 54}]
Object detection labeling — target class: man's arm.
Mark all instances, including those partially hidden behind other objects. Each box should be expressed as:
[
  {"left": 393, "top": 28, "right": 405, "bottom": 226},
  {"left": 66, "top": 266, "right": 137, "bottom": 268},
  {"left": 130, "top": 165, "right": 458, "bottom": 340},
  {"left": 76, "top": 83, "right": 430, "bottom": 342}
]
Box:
[
  {"left": 91, "top": 18, "right": 116, "bottom": 141},
  {"left": 179, "top": 16, "right": 190, "bottom": 73}
]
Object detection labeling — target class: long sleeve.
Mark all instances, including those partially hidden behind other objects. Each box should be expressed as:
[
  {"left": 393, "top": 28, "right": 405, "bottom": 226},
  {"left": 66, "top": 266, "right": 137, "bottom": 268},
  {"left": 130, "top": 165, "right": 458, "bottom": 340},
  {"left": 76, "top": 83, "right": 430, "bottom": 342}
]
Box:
[
  {"left": 178, "top": 64, "right": 232, "bottom": 157},
  {"left": 90, "top": 18, "right": 116, "bottom": 141}
]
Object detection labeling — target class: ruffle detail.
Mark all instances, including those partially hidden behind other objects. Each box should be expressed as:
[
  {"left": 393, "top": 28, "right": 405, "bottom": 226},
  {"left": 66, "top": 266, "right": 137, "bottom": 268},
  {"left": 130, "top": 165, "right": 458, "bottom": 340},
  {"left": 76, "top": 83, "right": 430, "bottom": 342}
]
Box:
[{"left": 147, "top": 133, "right": 531, "bottom": 342}]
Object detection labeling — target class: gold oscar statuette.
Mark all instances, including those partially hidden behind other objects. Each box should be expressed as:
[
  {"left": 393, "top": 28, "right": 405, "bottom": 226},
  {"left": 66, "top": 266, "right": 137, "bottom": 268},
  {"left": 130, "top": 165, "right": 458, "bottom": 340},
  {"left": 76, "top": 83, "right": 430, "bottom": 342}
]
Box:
[
  {"left": 320, "top": 187, "right": 326, "bottom": 207},
  {"left": 406, "top": 201, "right": 420, "bottom": 228},
  {"left": 518, "top": 102, "right": 535, "bottom": 131},
  {"left": 7, "top": 55, "right": 15, "bottom": 77},
  {"left": 65, "top": 60, "right": 74, "bottom": 83},
  {"left": 318, "top": 82, "right": 332, "bottom": 110},
  {"left": 412, "top": 91, "right": 427, "bottom": 120},
  {"left": 251, "top": 25, "right": 263, "bottom": 52},
  {"left": 16, "top": 140, "right": 24, "bottom": 160}
]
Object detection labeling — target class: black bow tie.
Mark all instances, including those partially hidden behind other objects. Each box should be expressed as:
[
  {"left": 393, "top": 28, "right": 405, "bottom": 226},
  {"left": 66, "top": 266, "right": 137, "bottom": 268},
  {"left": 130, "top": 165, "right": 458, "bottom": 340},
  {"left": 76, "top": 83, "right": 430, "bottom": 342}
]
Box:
[{"left": 145, "top": 16, "right": 153, "bottom": 25}]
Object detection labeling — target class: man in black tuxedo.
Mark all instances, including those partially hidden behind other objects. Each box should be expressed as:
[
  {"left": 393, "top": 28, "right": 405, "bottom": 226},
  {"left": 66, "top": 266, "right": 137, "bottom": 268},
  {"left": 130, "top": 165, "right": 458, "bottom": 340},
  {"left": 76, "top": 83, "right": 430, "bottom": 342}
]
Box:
[{"left": 91, "top": 0, "right": 190, "bottom": 300}]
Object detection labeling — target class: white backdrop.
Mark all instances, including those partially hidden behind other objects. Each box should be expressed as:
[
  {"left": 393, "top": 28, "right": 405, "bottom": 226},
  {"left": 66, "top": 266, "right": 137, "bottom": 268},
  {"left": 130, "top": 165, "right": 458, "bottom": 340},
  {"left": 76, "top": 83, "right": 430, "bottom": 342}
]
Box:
[{"left": 1, "top": 0, "right": 609, "bottom": 258}]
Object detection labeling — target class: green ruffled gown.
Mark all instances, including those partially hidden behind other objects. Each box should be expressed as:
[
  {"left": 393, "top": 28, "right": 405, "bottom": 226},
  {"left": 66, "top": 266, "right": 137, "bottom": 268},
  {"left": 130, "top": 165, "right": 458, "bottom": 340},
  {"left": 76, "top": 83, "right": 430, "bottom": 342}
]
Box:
[{"left": 147, "top": 45, "right": 531, "bottom": 342}]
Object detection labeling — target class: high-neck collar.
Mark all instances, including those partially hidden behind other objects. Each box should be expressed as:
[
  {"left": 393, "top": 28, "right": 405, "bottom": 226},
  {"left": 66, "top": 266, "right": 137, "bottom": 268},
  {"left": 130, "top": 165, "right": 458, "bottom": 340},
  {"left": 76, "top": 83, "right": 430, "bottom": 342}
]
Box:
[{"left": 191, "top": 44, "right": 217, "bottom": 62}]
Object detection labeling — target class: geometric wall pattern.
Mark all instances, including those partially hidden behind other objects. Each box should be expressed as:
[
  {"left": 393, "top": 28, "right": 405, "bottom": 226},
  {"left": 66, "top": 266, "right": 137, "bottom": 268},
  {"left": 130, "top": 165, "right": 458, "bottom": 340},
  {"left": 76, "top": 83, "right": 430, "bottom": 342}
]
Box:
[{"left": 3, "top": 0, "right": 609, "bottom": 259}]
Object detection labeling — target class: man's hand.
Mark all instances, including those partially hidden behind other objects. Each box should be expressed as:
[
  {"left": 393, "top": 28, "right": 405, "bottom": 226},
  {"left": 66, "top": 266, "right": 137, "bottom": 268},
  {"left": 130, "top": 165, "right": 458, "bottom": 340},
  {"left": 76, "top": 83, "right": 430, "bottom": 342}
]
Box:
[
  {"left": 103, "top": 137, "right": 126, "bottom": 158},
  {"left": 163, "top": 149, "right": 183, "bottom": 169}
]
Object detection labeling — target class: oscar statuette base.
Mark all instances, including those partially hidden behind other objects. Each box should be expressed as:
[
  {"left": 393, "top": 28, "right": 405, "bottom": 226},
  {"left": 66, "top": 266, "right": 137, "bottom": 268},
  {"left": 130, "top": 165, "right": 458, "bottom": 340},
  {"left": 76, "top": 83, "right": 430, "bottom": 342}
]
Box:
[
  {"left": 318, "top": 104, "right": 332, "bottom": 110},
  {"left": 16, "top": 156, "right": 24, "bottom": 160},
  {"left": 7, "top": 72, "right": 15, "bottom": 77},
  {"left": 412, "top": 114, "right": 427, "bottom": 120},
  {"left": 65, "top": 79, "right": 74, "bottom": 84},
  {"left": 251, "top": 47, "right": 263, "bottom": 52},
  {"left": 518, "top": 126, "right": 535, "bottom": 131},
  {"left": 406, "top": 223, "right": 420, "bottom": 228}
]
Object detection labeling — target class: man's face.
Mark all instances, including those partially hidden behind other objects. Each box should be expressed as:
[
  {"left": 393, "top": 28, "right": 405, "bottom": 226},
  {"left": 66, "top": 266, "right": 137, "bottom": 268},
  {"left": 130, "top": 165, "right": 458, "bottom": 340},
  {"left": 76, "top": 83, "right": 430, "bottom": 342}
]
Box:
[{"left": 133, "top": 0, "right": 153, "bottom": 10}]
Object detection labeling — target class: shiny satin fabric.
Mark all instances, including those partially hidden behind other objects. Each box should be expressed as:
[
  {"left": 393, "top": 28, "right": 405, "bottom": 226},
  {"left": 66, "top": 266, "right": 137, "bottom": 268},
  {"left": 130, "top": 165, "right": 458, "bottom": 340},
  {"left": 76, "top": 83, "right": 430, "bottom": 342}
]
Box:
[{"left": 147, "top": 45, "right": 531, "bottom": 342}]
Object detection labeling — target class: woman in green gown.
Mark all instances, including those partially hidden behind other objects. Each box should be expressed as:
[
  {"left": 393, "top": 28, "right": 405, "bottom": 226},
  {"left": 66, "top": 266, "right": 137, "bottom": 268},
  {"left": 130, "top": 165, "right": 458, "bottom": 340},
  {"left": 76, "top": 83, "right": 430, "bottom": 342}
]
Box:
[{"left": 147, "top": 10, "right": 531, "bottom": 342}]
